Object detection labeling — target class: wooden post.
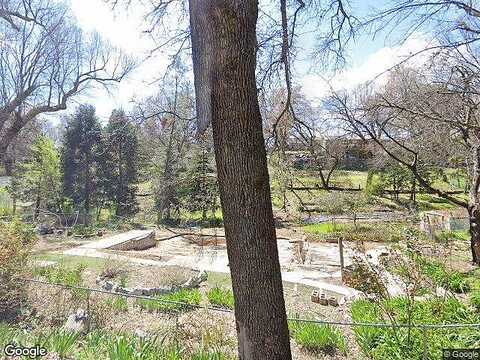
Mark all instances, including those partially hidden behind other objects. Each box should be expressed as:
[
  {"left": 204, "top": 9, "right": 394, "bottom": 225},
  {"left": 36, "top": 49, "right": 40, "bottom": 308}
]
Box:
[{"left": 338, "top": 236, "right": 345, "bottom": 281}]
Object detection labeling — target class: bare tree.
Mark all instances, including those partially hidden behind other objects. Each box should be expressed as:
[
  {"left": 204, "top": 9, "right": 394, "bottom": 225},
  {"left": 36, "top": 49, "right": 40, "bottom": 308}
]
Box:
[
  {"left": 135, "top": 64, "right": 196, "bottom": 223},
  {"left": 326, "top": 52, "right": 480, "bottom": 264},
  {"left": 0, "top": 0, "right": 45, "bottom": 30},
  {"left": 0, "top": 0, "right": 133, "bottom": 167}
]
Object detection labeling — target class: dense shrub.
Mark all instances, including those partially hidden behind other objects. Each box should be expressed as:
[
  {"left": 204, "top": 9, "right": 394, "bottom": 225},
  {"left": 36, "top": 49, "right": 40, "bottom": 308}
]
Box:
[
  {"left": 364, "top": 171, "right": 385, "bottom": 197},
  {"left": 343, "top": 257, "right": 387, "bottom": 297},
  {"left": 0, "top": 220, "right": 35, "bottom": 321}
]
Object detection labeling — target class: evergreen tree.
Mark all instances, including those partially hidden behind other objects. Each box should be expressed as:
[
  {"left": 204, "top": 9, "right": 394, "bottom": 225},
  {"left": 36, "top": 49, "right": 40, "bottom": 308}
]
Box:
[
  {"left": 183, "top": 137, "right": 218, "bottom": 222},
  {"left": 61, "top": 105, "right": 104, "bottom": 223},
  {"left": 16, "top": 136, "right": 61, "bottom": 219},
  {"left": 104, "top": 109, "right": 139, "bottom": 216}
]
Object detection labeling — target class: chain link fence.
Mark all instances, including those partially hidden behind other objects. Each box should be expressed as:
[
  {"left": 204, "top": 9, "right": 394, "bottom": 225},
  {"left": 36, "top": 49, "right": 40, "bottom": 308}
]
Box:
[{"left": 17, "top": 278, "right": 480, "bottom": 359}]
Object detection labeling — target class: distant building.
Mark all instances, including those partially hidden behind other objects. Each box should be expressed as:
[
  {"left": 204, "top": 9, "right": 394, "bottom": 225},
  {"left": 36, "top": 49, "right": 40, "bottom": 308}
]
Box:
[{"left": 284, "top": 137, "right": 374, "bottom": 171}]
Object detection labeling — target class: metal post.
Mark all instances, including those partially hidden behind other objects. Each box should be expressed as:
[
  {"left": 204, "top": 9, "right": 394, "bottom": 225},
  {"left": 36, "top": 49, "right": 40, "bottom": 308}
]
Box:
[
  {"left": 86, "top": 290, "right": 91, "bottom": 333},
  {"left": 422, "top": 326, "right": 428, "bottom": 360},
  {"left": 338, "top": 236, "right": 345, "bottom": 281},
  {"left": 175, "top": 312, "right": 179, "bottom": 348}
]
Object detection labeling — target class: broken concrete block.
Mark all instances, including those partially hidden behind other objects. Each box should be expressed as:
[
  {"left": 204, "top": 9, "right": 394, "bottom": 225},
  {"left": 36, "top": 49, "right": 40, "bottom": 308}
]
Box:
[
  {"left": 328, "top": 296, "right": 339, "bottom": 307},
  {"left": 104, "top": 230, "right": 156, "bottom": 251},
  {"left": 319, "top": 292, "right": 328, "bottom": 306}
]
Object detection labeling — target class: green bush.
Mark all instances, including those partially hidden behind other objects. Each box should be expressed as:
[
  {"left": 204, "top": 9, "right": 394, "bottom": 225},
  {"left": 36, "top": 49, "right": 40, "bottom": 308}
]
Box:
[
  {"left": 207, "top": 287, "right": 234, "bottom": 309},
  {"left": 289, "top": 320, "right": 346, "bottom": 354},
  {"left": 135, "top": 288, "right": 201, "bottom": 313},
  {"left": 365, "top": 171, "right": 386, "bottom": 197},
  {"left": 0, "top": 220, "right": 36, "bottom": 321}
]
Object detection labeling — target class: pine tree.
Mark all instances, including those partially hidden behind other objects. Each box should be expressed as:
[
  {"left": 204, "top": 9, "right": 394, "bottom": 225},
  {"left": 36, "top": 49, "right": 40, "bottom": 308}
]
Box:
[
  {"left": 183, "top": 138, "right": 218, "bottom": 222},
  {"left": 104, "top": 109, "right": 139, "bottom": 217},
  {"left": 61, "top": 105, "right": 104, "bottom": 223}
]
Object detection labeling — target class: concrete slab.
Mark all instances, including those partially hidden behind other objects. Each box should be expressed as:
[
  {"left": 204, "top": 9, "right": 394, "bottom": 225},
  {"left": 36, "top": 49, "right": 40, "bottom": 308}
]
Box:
[
  {"left": 75, "top": 230, "right": 156, "bottom": 251},
  {"left": 61, "top": 231, "right": 368, "bottom": 300}
]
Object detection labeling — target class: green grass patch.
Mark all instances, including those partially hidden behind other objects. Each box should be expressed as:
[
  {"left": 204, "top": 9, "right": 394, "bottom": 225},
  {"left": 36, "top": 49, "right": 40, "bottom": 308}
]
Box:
[
  {"left": 416, "top": 194, "right": 462, "bottom": 211},
  {"left": 135, "top": 288, "right": 201, "bottom": 313},
  {"left": 42, "top": 330, "right": 80, "bottom": 358},
  {"left": 303, "top": 222, "right": 407, "bottom": 243},
  {"left": 32, "top": 254, "right": 118, "bottom": 271},
  {"left": 415, "top": 256, "right": 470, "bottom": 293},
  {"left": 32, "top": 262, "right": 84, "bottom": 287},
  {"left": 470, "top": 291, "right": 480, "bottom": 311},
  {"left": 0, "top": 324, "right": 231, "bottom": 359},
  {"left": 0, "top": 187, "right": 13, "bottom": 216},
  {"left": 190, "top": 349, "right": 231, "bottom": 360},
  {"left": 351, "top": 297, "right": 480, "bottom": 359},
  {"left": 289, "top": 320, "right": 346, "bottom": 354},
  {"left": 106, "top": 296, "right": 129, "bottom": 313},
  {"left": 302, "top": 222, "right": 347, "bottom": 235},
  {"left": 207, "top": 287, "right": 234, "bottom": 309},
  {"left": 451, "top": 230, "right": 470, "bottom": 241}
]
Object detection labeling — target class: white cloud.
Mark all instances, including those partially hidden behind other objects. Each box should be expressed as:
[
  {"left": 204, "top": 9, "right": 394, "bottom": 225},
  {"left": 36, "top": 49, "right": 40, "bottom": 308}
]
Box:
[
  {"left": 300, "top": 34, "right": 435, "bottom": 102},
  {"left": 70, "top": 0, "right": 151, "bottom": 54},
  {"left": 65, "top": 3, "right": 434, "bottom": 122}
]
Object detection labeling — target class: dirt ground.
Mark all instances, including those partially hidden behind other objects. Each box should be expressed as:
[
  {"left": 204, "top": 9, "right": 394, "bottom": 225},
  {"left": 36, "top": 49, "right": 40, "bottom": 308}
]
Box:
[{"left": 26, "top": 261, "right": 358, "bottom": 359}]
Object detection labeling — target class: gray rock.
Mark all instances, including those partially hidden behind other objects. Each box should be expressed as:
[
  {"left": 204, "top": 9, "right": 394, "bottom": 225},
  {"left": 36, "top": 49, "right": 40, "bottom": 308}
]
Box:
[
  {"left": 36, "top": 224, "right": 54, "bottom": 235},
  {"left": 97, "top": 270, "right": 208, "bottom": 297},
  {"left": 64, "top": 309, "right": 89, "bottom": 334},
  {"left": 134, "top": 329, "right": 148, "bottom": 339}
]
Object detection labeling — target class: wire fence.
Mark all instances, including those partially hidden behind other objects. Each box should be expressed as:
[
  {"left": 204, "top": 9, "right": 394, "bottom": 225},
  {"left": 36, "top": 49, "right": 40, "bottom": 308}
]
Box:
[{"left": 19, "top": 278, "right": 480, "bottom": 359}]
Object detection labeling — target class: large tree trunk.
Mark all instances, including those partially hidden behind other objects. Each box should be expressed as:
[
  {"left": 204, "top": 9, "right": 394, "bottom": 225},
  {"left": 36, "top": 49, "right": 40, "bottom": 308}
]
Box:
[
  {"left": 467, "top": 205, "right": 480, "bottom": 264},
  {"left": 189, "top": 1, "right": 292, "bottom": 359}
]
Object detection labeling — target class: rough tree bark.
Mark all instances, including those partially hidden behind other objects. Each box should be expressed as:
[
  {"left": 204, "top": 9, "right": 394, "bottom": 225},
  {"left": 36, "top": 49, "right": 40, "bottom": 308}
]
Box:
[
  {"left": 468, "top": 144, "right": 480, "bottom": 264},
  {"left": 189, "top": 1, "right": 292, "bottom": 358}
]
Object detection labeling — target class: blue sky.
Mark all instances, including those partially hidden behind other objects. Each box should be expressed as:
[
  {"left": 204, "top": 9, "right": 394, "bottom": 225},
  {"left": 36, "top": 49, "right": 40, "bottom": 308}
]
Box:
[{"left": 66, "top": 0, "right": 431, "bottom": 121}]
